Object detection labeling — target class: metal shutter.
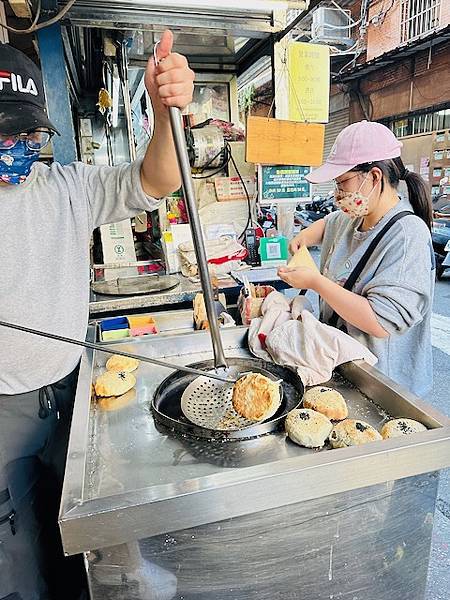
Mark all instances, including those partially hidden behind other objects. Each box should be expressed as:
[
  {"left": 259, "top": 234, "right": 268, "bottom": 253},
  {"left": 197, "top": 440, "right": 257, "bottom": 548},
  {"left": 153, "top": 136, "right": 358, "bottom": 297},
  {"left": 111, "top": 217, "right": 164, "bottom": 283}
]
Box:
[{"left": 312, "top": 108, "right": 349, "bottom": 197}]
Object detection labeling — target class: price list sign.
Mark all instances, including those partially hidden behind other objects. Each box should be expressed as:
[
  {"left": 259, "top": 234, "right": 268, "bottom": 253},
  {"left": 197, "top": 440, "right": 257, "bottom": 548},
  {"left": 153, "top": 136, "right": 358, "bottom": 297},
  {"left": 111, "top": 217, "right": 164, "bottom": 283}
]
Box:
[{"left": 258, "top": 165, "right": 311, "bottom": 204}]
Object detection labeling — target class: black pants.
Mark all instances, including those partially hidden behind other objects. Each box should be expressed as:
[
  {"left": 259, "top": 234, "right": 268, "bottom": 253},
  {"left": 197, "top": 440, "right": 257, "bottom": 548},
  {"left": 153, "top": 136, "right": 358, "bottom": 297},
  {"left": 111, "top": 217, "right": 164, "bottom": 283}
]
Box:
[{"left": 0, "top": 367, "right": 88, "bottom": 600}]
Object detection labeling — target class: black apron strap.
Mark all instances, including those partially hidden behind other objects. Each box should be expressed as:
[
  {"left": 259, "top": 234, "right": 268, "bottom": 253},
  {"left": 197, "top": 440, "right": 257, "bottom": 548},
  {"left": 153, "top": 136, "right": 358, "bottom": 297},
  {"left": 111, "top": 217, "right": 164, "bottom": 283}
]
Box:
[
  {"left": 0, "top": 488, "right": 10, "bottom": 506},
  {"left": 328, "top": 211, "right": 414, "bottom": 329}
]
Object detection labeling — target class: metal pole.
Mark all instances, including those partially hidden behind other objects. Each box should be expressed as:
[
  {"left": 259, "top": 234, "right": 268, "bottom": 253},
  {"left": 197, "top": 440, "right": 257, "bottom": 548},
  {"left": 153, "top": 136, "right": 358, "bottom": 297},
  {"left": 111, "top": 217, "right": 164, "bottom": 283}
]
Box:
[
  {"left": 118, "top": 41, "right": 137, "bottom": 162},
  {"left": 168, "top": 107, "right": 228, "bottom": 370}
]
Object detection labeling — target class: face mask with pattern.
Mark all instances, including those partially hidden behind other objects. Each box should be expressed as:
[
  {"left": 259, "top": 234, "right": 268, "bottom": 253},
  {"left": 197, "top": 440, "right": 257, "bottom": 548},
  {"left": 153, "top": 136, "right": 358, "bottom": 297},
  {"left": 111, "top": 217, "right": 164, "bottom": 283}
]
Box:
[
  {"left": 0, "top": 141, "right": 40, "bottom": 185},
  {"left": 334, "top": 174, "right": 378, "bottom": 218}
]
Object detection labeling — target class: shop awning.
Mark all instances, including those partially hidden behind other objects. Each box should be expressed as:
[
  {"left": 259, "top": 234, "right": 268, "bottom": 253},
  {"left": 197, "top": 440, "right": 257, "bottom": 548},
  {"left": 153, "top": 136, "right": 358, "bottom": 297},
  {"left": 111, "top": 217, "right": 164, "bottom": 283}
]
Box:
[
  {"left": 58, "top": 0, "right": 308, "bottom": 74},
  {"left": 60, "top": 0, "right": 304, "bottom": 38}
]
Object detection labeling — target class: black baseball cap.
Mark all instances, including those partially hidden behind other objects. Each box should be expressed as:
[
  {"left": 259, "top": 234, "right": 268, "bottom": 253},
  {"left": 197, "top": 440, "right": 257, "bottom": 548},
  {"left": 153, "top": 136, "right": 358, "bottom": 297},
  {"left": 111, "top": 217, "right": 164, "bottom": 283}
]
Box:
[{"left": 0, "top": 43, "right": 59, "bottom": 135}]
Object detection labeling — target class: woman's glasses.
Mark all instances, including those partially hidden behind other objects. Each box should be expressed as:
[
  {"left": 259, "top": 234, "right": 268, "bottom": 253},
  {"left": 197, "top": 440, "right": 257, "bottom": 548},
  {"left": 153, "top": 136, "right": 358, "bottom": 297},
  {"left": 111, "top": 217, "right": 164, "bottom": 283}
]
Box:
[{"left": 333, "top": 172, "right": 362, "bottom": 191}]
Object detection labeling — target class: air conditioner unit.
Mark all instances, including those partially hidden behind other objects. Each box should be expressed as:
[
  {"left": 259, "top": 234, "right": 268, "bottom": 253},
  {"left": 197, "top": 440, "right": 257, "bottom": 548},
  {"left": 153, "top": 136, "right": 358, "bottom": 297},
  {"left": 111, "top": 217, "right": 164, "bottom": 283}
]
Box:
[{"left": 311, "top": 6, "right": 354, "bottom": 48}]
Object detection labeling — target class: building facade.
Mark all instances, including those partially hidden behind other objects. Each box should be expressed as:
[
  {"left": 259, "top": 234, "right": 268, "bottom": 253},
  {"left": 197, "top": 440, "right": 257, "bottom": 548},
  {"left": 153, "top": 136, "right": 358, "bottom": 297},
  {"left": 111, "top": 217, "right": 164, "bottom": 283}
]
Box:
[{"left": 334, "top": 0, "right": 450, "bottom": 193}]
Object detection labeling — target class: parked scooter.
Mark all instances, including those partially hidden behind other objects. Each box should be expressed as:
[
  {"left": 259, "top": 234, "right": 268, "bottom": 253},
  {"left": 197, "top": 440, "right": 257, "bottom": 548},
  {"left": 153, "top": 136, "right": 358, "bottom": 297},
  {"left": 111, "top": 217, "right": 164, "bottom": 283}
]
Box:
[{"left": 295, "top": 193, "right": 336, "bottom": 230}]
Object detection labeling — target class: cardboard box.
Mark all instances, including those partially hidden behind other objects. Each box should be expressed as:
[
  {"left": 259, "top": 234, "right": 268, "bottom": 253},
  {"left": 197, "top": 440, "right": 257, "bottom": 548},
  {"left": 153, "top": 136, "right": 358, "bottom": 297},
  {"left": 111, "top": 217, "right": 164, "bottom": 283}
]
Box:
[{"left": 214, "top": 176, "right": 256, "bottom": 202}]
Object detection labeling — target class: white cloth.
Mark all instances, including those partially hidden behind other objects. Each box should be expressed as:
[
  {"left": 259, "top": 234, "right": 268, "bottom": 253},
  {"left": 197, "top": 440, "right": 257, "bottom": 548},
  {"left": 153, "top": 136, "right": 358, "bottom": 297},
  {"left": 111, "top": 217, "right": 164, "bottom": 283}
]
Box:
[
  {"left": 249, "top": 292, "right": 377, "bottom": 386},
  {"left": 248, "top": 293, "right": 313, "bottom": 361},
  {"left": 178, "top": 237, "right": 246, "bottom": 277}
]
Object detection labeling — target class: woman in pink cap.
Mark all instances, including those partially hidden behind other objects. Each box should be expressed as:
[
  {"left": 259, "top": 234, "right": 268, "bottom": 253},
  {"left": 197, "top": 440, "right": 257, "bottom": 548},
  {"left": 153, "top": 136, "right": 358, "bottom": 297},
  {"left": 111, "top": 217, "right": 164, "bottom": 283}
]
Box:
[{"left": 278, "top": 120, "right": 434, "bottom": 396}]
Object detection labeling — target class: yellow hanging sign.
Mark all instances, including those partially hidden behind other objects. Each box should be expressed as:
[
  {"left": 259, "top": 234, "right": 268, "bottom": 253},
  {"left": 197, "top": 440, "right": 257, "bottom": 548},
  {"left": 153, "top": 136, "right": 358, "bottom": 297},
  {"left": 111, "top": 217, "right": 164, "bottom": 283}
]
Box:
[{"left": 288, "top": 41, "right": 330, "bottom": 124}]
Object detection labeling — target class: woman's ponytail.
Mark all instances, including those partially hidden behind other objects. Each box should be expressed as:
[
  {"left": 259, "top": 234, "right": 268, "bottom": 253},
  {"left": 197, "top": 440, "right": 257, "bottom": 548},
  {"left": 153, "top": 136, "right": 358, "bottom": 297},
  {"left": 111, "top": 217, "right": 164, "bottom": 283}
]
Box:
[{"left": 403, "top": 169, "right": 433, "bottom": 231}]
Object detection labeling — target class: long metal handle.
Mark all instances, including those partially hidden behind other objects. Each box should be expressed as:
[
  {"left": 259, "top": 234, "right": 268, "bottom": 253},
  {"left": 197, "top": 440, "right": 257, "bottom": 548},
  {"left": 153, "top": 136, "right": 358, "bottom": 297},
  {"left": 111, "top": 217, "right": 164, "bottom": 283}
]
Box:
[
  {"left": 0, "top": 320, "right": 234, "bottom": 383},
  {"left": 168, "top": 106, "right": 228, "bottom": 369}
]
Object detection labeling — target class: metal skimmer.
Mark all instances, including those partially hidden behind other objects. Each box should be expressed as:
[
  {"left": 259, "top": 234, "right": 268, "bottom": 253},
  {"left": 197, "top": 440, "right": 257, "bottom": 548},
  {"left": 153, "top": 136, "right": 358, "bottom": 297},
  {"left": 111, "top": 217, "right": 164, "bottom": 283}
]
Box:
[
  {"left": 180, "top": 364, "right": 283, "bottom": 431},
  {"left": 152, "top": 358, "right": 303, "bottom": 441}
]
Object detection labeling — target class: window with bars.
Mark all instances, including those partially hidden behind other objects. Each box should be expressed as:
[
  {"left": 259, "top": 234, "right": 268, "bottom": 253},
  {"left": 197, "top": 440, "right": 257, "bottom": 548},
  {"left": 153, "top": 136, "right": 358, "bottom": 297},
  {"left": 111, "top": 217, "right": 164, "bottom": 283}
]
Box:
[
  {"left": 400, "top": 0, "right": 441, "bottom": 43},
  {"left": 384, "top": 108, "right": 450, "bottom": 138}
]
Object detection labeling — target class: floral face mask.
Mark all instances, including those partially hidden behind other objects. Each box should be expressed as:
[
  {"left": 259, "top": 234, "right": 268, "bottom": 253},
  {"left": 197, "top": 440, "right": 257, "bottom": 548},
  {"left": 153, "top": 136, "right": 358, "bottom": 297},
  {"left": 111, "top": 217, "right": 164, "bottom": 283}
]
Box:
[{"left": 334, "top": 174, "right": 378, "bottom": 218}]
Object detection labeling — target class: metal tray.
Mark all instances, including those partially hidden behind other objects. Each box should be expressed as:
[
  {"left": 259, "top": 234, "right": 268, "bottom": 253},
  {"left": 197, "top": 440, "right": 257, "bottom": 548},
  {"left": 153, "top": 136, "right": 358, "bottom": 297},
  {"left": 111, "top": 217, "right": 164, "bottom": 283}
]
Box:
[
  {"left": 59, "top": 326, "right": 450, "bottom": 556},
  {"left": 91, "top": 274, "right": 180, "bottom": 296}
]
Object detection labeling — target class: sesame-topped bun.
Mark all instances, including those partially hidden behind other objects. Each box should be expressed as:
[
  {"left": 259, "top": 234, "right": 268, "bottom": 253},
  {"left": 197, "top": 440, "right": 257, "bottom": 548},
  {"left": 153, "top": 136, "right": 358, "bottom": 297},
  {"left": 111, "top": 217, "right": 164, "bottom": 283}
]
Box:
[
  {"left": 285, "top": 408, "right": 333, "bottom": 449},
  {"left": 94, "top": 370, "right": 136, "bottom": 397},
  {"left": 330, "top": 419, "right": 382, "bottom": 448},
  {"left": 380, "top": 418, "right": 427, "bottom": 439},
  {"left": 232, "top": 373, "right": 281, "bottom": 422},
  {"left": 97, "top": 389, "right": 137, "bottom": 411},
  {"left": 302, "top": 386, "right": 348, "bottom": 421},
  {"left": 106, "top": 354, "right": 140, "bottom": 373}
]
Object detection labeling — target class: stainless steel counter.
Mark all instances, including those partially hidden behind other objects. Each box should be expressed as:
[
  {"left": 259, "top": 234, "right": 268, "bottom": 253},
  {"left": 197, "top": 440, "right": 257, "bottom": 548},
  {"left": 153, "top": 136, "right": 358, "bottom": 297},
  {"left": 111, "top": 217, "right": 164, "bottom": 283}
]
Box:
[
  {"left": 89, "top": 272, "right": 289, "bottom": 316},
  {"left": 60, "top": 328, "right": 450, "bottom": 557},
  {"left": 89, "top": 274, "right": 203, "bottom": 315}
]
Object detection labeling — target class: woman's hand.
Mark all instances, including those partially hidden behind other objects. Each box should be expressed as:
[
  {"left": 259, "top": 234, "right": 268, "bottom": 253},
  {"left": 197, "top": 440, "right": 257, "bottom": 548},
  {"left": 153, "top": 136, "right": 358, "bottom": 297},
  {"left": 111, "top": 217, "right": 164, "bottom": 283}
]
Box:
[
  {"left": 277, "top": 266, "right": 322, "bottom": 290},
  {"left": 145, "top": 30, "right": 195, "bottom": 114},
  {"left": 289, "top": 231, "right": 308, "bottom": 255},
  {"left": 289, "top": 219, "right": 326, "bottom": 255}
]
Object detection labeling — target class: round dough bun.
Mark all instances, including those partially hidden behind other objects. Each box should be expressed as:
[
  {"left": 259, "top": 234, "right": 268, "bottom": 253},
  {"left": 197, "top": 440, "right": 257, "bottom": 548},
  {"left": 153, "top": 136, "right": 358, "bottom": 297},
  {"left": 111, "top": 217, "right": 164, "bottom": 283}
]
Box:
[
  {"left": 302, "top": 386, "right": 348, "bottom": 421},
  {"left": 106, "top": 354, "right": 140, "bottom": 373},
  {"left": 330, "top": 419, "right": 382, "bottom": 448},
  {"left": 97, "top": 389, "right": 137, "bottom": 412},
  {"left": 232, "top": 372, "right": 281, "bottom": 422},
  {"left": 380, "top": 418, "right": 427, "bottom": 439},
  {"left": 285, "top": 408, "right": 333, "bottom": 449},
  {"left": 94, "top": 370, "right": 136, "bottom": 398}
]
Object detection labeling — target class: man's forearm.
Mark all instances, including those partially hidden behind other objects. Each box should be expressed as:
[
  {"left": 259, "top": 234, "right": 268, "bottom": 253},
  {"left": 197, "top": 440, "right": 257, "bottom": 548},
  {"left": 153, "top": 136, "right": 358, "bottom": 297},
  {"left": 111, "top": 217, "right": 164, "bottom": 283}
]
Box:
[
  {"left": 314, "top": 275, "right": 389, "bottom": 338},
  {"left": 140, "top": 111, "right": 182, "bottom": 198}
]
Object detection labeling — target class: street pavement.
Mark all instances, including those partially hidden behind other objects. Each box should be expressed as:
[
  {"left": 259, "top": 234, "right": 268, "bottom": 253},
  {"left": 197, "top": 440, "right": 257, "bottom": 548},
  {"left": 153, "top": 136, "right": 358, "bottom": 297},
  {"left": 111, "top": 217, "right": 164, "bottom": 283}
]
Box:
[
  {"left": 425, "top": 273, "right": 450, "bottom": 600},
  {"left": 306, "top": 249, "right": 450, "bottom": 598}
]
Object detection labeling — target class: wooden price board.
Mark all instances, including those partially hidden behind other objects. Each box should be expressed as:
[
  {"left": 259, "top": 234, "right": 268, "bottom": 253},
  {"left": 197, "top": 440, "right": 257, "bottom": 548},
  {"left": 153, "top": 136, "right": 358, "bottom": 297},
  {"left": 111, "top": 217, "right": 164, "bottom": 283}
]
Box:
[{"left": 246, "top": 116, "right": 324, "bottom": 166}]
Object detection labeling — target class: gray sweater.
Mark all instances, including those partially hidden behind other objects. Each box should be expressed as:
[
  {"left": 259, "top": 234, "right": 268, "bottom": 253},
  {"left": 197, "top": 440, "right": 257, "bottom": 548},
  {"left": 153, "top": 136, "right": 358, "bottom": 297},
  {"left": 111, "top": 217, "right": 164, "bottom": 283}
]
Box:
[
  {"left": 0, "top": 160, "right": 160, "bottom": 395},
  {"left": 320, "top": 197, "right": 434, "bottom": 397}
]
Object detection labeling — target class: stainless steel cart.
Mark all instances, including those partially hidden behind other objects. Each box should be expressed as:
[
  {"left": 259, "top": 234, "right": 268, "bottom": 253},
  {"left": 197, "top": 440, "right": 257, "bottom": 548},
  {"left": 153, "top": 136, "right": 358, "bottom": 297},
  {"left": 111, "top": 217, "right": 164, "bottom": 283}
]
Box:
[{"left": 59, "top": 326, "right": 450, "bottom": 600}]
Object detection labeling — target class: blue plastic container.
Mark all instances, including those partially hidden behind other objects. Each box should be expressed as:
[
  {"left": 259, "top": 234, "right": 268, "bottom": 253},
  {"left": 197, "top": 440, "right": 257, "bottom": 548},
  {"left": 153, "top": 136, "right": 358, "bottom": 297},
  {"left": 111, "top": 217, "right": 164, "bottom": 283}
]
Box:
[{"left": 100, "top": 317, "right": 129, "bottom": 332}]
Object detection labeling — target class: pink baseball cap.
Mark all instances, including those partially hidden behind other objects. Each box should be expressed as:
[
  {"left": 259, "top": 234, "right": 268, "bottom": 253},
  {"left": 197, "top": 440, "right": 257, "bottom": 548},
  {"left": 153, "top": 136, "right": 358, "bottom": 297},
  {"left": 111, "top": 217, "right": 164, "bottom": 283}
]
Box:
[{"left": 306, "top": 120, "right": 403, "bottom": 184}]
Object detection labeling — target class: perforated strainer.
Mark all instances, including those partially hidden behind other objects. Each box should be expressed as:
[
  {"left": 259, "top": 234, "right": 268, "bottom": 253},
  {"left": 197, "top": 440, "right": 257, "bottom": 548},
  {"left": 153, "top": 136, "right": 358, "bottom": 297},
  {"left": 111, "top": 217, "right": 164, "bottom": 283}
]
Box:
[
  {"left": 166, "top": 82, "right": 279, "bottom": 431},
  {"left": 180, "top": 365, "right": 283, "bottom": 431},
  {"left": 152, "top": 358, "right": 303, "bottom": 441}
]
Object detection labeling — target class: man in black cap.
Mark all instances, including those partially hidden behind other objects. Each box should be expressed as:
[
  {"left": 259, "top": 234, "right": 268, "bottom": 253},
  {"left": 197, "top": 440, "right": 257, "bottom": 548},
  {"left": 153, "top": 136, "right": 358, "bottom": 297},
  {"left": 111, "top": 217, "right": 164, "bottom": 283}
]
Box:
[{"left": 0, "top": 31, "right": 194, "bottom": 599}]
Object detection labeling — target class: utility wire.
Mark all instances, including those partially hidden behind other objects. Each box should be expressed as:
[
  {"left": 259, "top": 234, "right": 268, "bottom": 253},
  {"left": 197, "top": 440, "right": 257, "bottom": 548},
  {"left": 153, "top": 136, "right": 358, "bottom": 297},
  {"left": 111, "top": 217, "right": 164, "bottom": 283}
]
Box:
[{"left": 0, "top": 0, "right": 77, "bottom": 34}]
